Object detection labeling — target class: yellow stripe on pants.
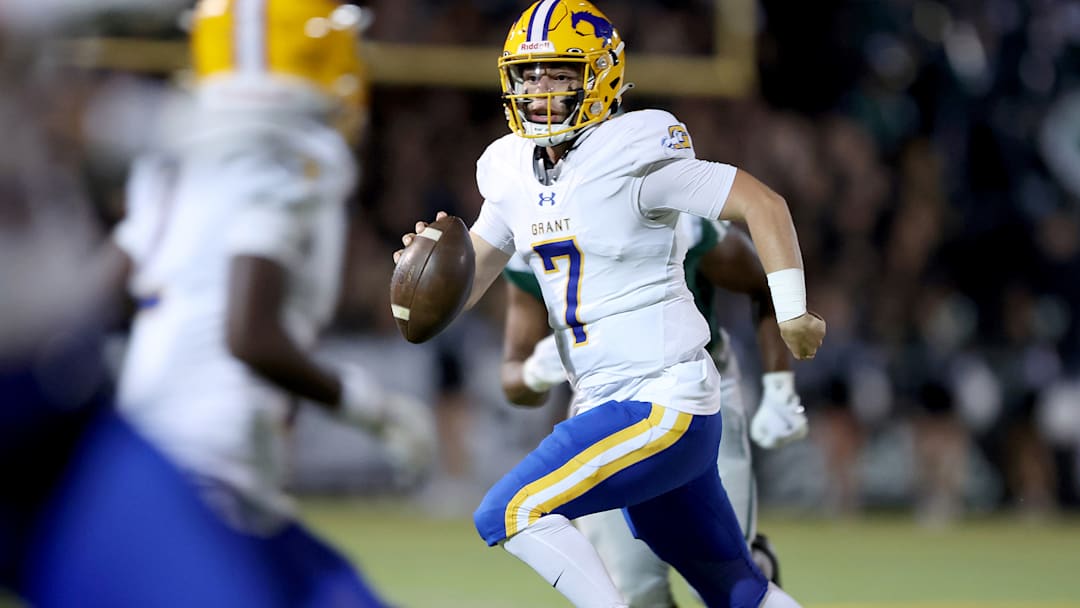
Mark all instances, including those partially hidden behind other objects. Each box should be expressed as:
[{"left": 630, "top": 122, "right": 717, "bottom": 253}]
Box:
[{"left": 504, "top": 404, "right": 692, "bottom": 537}]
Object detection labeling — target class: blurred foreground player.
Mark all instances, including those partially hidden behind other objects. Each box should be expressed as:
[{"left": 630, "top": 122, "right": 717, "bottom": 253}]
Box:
[
  {"left": 0, "top": 9, "right": 382, "bottom": 607},
  {"left": 105, "top": 1, "right": 435, "bottom": 606}
]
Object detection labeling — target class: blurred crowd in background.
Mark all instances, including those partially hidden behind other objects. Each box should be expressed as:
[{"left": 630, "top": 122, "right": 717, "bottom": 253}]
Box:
[{"left": 12, "top": 0, "right": 1080, "bottom": 524}]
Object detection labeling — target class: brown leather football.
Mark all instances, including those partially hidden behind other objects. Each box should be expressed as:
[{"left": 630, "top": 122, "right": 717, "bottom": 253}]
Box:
[{"left": 389, "top": 215, "right": 475, "bottom": 344}]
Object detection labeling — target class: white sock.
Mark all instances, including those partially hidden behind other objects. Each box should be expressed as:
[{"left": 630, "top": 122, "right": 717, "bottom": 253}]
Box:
[
  {"left": 760, "top": 582, "right": 801, "bottom": 608},
  {"left": 575, "top": 510, "right": 673, "bottom": 607},
  {"left": 503, "top": 514, "right": 628, "bottom": 608}
]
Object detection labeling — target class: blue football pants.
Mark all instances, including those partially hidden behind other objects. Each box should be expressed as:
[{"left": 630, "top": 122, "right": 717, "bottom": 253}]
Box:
[
  {"left": 474, "top": 400, "right": 767, "bottom": 608},
  {"left": 19, "top": 410, "right": 390, "bottom": 608}
]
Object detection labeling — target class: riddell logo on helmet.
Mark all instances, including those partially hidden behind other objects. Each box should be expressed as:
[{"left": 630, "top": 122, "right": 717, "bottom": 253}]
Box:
[{"left": 518, "top": 41, "right": 556, "bottom": 53}]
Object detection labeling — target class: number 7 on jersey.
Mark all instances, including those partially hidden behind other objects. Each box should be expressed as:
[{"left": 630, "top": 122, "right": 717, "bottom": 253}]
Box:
[{"left": 533, "top": 237, "right": 588, "bottom": 345}]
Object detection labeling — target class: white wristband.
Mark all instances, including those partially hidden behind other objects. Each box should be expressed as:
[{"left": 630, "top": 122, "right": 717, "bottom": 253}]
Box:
[{"left": 766, "top": 268, "right": 807, "bottom": 323}]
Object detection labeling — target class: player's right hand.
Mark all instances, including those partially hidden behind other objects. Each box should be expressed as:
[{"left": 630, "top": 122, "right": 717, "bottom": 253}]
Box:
[
  {"left": 380, "top": 392, "right": 437, "bottom": 484},
  {"left": 338, "top": 365, "right": 436, "bottom": 480},
  {"left": 521, "top": 334, "right": 567, "bottom": 393},
  {"left": 393, "top": 211, "right": 449, "bottom": 264},
  {"left": 778, "top": 311, "right": 826, "bottom": 360},
  {"left": 338, "top": 363, "right": 389, "bottom": 431}
]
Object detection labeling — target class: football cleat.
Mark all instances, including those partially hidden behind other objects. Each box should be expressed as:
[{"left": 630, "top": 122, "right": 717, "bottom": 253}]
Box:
[{"left": 751, "top": 533, "right": 781, "bottom": 586}]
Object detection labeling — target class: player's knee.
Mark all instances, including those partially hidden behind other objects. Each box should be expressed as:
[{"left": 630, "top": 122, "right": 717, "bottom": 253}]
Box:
[
  {"left": 675, "top": 556, "right": 767, "bottom": 608},
  {"left": 472, "top": 497, "right": 509, "bottom": 547}
]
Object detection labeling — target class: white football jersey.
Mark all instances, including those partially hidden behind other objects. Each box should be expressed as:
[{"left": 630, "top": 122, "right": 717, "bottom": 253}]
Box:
[
  {"left": 114, "top": 111, "right": 355, "bottom": 509},
  {"left": 474, "top": 110, "right": 737, "bottom": 415}
]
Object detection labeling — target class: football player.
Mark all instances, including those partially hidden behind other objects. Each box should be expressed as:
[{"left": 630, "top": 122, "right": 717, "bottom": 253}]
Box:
[
  {"left": 502, "top": 214, "right": 805, "bottom": 606},
  {"left": 102, "top": 1, "right": 431, "bottom": 606},
  {"left": 394, "top": 1, "right": 824, "bottom": 607},
  {"left": 0, "top": 4, "right": 392, "bottom": 606}
]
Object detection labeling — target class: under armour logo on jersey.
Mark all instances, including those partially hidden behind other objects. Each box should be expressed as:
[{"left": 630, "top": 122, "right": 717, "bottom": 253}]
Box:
[{"left": 538, "top": 192, "right": 557, "bottom": 207}]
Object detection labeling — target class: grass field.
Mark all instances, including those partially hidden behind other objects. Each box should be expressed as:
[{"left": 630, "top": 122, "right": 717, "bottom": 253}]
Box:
[{"left": 300, "top": 499, "right": 1080, "bottom": 608}]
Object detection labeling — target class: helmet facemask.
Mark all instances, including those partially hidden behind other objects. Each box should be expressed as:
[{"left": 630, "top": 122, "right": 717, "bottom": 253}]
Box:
[
  {"left": 500, "top": 50, "right": 619, "bottom": 147},
  {"left": 504, "top": 61, "right": 585, "bottom": 147}
]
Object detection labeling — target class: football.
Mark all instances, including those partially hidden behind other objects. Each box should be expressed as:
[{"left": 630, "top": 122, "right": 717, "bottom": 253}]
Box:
[{"left": 390, "top": 215, "right": 475, "bottom": 344}]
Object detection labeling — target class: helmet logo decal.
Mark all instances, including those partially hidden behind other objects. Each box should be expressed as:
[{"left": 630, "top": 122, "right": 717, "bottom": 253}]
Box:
[
  {"left": 538, "top": 192, "right": 557, "bottom": 207},
  {"left": 570, "top": 11, "right": 614, "bottom": 47}
]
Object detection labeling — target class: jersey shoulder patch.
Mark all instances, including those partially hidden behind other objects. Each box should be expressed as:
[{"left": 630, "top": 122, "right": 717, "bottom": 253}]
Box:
[
  {"left": 619, "top": 109, "right": 695, "bottom": 159},
  {"left": 590, "top": 110, "right": 695, "bottom": 178}
]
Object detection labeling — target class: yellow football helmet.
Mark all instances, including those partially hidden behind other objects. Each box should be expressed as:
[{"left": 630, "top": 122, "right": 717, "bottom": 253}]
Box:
[
  {"left": 499, "top": 0, "right": 627, "bottom": 147},
  {"left": 191, "top": 0, "right": 367, "bottom": 121}
]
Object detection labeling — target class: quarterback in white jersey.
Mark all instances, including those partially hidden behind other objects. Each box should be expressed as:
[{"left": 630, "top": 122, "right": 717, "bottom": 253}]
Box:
[
  {"left": 502, "top": 214, "right": 808, "bottom": 605},
  {"left": 394, "top": 1, "right": 825, "bottom": 607},
  {"left": 475, "top": 108, "right": 731, "bottom": 415}
]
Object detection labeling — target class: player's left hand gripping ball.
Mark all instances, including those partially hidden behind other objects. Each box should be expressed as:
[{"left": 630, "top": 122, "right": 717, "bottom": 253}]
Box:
[
  {"left": 778, "top": 311, "right": 826, "bottom": 360},
  {"left": 390, "top": 213, "right": 475, "bottom": 343}
]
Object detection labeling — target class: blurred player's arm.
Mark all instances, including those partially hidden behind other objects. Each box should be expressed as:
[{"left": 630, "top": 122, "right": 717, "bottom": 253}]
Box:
[
  {"left": 501, "top": 281, "right": 559, "bottom": 407},
  {"left": 226, "top": 255, "right": 389, "bottom": 431},
  {"left": 226, "top": 255, "right": 341, "bottom": 405},
  {"left": 231, "top": 249, "right": 433, "bottom": 471},
  {"left": 106, "top": 178, "right": 381, "bottom": 423}
]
